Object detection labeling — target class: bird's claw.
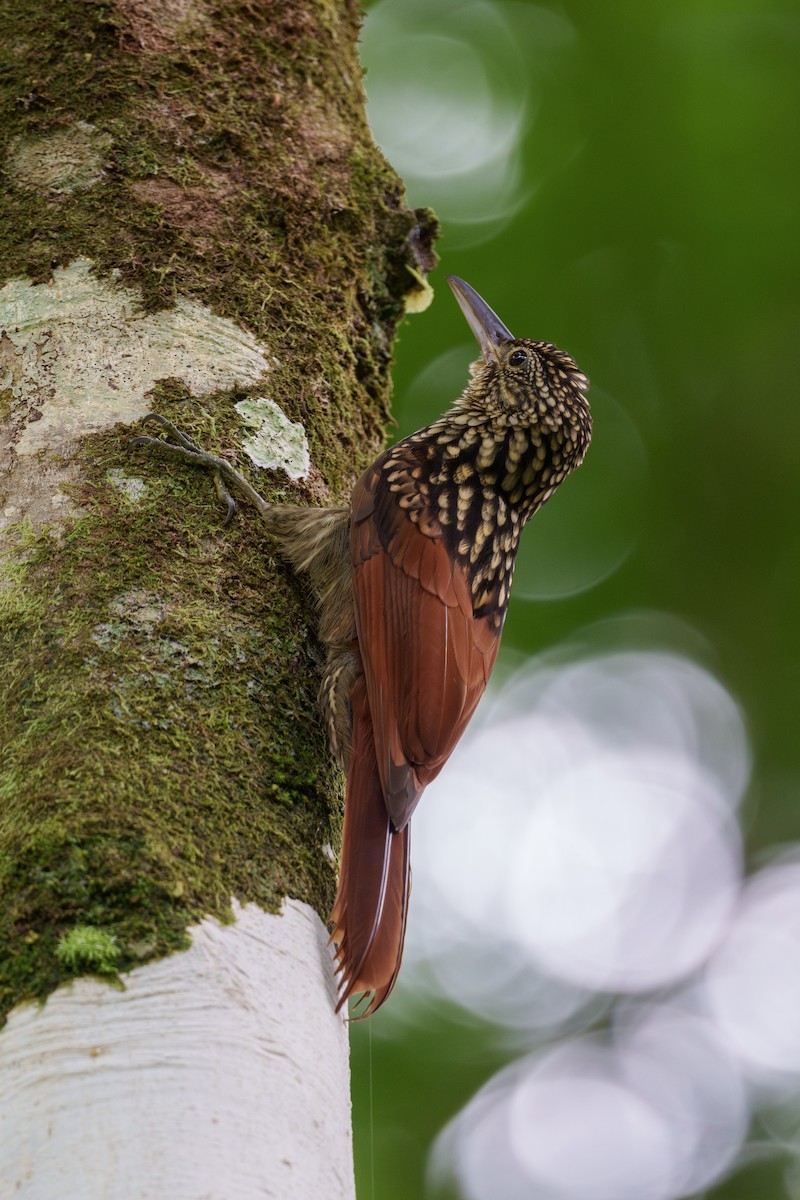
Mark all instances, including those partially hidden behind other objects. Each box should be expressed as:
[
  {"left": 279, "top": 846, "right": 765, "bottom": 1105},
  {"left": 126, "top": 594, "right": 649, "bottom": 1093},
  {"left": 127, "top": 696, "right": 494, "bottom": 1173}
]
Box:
[
  {"left": 128, "top": 413, "right": 238, "bottom": 520},
  {"left": 128, "top": 413, "right": 271, "bottom": 525},
  {"left": 141, "top": 413, "right": 205, "bottom": 453},
  {"left": 213, "top": 472, "right": 238, "bottom": 525}
]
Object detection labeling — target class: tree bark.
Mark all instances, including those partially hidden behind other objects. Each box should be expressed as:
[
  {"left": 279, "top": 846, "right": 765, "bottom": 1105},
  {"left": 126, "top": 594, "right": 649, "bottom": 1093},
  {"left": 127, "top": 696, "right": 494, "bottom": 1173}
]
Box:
[{"left": 0, "top": 1, "right": 435, "bottom": 1194}]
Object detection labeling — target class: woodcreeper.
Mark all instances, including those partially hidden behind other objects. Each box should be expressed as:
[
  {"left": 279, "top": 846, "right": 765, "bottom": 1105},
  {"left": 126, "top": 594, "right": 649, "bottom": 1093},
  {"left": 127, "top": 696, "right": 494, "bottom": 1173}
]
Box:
[{"left": 131, "top": 277, "right": 591, "bottom": 1015}]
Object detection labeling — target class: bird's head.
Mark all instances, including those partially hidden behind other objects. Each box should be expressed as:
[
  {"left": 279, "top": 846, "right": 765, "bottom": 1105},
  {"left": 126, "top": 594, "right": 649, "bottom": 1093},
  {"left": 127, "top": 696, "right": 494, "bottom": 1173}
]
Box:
[{"left": 447, "top": 275, "right": 591, "bottom": 454}]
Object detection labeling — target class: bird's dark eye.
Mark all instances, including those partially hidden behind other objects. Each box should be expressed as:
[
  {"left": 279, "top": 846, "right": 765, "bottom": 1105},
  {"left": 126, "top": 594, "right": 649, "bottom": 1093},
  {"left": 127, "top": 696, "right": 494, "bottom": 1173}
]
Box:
[{"left": 508, "top": 350, "right": 528, "bottom": 367}]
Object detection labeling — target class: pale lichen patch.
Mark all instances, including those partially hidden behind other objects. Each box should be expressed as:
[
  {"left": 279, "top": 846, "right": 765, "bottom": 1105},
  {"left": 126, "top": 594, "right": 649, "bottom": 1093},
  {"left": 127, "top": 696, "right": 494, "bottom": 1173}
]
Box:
[
  {"left": 234, "top": 396, "right": 310, "bottom": 481},
  {"left": 107, "top": 469, "right": 148, "bottom": 505},
  {"left": 109, "top": 589, "right": 167, "bottom": 631},
  {"left": 90, "top": 590, "right": 166, "bottom": 649},
  {"left": 8, "top": 122, "right": 114, "bottom": 195},
  {"left": 0, "top": 458, "right": 84, "bottom": 534}
]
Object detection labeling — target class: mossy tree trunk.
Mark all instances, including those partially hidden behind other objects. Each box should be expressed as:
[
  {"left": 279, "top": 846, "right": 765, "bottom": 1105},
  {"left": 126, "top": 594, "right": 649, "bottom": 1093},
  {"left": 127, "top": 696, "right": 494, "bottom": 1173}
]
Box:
[{"left": 0, "top": 1, "right": 435, "bottom": 1194}]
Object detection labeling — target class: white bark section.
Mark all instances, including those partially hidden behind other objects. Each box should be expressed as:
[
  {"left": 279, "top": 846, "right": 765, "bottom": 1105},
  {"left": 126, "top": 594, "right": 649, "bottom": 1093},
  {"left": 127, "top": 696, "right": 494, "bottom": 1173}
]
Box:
[
  {"left": 1, "top": 258, "right": 274, "bottom": 458},
  {"left": 0, "top": 899, "right": 356, "bottom": 1200}
]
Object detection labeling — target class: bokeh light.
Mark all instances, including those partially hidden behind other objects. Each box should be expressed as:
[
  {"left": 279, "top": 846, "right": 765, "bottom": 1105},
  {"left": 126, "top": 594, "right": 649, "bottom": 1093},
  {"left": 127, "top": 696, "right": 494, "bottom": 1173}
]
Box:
[
  {"left": 431, "top": 1006, "right": 748, "bottom": 1200},
  {"left": 703, "top": 858, "right": 800, "bottom": 1081},
  {"left": 362, "top": 0, "right": 577, "bottom": 245},
  {"left": 505, "top": 744, "right": 741, "bottom": 990}
]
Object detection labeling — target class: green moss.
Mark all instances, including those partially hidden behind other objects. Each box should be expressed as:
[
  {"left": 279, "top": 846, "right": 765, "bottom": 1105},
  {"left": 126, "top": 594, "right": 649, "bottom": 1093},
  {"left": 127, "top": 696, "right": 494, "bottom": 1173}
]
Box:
[
  {"left": 0, "top": 388, "right": 13, "bottom": 423},
  {"left": 0, "top": 412, "right": 346, "bottom": 1019}
]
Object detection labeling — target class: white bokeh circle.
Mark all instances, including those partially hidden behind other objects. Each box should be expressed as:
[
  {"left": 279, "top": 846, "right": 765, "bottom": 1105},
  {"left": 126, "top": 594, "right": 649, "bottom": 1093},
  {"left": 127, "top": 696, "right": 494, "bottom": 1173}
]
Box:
[
  {"left": 432, "top": 1007, "right": 747, "bottom": 1200},
  {"left": 704, "top": 859, "right": 800, "bottom": 1078}
]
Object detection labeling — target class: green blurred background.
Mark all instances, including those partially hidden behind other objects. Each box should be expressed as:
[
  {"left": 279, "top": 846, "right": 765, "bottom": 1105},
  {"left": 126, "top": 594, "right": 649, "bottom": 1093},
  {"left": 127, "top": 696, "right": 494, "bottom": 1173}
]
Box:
[{"left": 351, "top": 1, "right": 800, "bottom": 1197}]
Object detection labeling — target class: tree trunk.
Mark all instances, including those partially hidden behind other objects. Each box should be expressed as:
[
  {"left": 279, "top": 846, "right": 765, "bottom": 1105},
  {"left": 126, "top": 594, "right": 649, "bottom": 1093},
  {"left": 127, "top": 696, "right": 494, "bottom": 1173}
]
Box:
[{"left": 0, "top": 1, "right": 435, "bottom": 1194}]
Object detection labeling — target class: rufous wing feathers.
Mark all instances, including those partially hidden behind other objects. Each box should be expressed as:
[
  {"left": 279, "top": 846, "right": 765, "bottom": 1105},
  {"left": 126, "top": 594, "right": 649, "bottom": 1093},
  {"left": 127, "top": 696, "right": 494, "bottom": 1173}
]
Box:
[{"left": 352, "top": 456, "right": 501, "bottom": 831}]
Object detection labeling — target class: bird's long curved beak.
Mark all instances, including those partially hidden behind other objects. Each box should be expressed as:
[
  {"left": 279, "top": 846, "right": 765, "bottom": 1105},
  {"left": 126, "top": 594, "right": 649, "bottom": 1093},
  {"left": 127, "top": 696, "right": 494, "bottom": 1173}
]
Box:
[{"left": 447, "top": 276, "right": 514, "bottom": 363}]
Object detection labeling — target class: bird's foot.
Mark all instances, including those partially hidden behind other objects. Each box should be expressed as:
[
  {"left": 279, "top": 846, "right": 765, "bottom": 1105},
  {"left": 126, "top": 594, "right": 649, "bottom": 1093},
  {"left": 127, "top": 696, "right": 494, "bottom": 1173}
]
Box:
[{"left": 129, "top": 413, "right": 270, "bottom": 523}]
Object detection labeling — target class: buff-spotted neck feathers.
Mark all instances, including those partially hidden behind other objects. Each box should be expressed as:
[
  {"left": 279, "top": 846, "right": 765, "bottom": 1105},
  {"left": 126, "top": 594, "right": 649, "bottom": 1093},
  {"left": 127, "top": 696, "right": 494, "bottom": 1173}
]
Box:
[{"left": 372, "top": 287, "right": 591, "bottom": 629}]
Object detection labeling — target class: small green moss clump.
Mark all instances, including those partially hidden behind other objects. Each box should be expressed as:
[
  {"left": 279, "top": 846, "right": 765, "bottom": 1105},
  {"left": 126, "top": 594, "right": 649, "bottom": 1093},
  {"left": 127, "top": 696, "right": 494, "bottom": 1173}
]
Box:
[{"left": 56, "top": 925, "right": 120, "bottom": 975}]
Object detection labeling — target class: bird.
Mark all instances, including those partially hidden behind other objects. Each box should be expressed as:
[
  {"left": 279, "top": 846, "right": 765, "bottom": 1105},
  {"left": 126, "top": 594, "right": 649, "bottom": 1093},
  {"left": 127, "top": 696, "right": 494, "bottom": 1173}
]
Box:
[{"left": 131, "top": 276, "right": 592, "bottom": 1016}]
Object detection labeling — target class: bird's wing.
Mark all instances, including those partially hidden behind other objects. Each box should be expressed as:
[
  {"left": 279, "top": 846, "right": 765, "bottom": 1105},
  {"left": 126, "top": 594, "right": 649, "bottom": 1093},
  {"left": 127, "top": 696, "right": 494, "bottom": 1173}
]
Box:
[{"left": 351, "top": 453, "right": 501, "bottom": 831}]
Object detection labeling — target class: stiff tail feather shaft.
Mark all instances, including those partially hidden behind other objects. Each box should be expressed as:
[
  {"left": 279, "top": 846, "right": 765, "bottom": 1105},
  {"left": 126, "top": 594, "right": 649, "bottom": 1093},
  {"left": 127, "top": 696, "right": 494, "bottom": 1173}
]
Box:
[{"left": 329, "top": 674, "right": 411, "bottom": 1018}]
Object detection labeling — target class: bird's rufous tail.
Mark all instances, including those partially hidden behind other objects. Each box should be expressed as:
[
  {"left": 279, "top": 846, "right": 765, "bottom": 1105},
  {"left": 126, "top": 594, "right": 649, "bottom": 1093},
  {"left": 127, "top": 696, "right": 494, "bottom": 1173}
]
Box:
[{"left": 329, "top": 673, "right": 410, "bottom": 1018}]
